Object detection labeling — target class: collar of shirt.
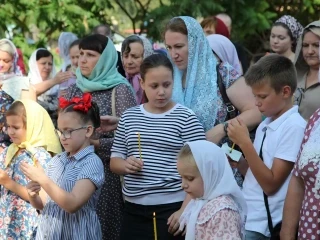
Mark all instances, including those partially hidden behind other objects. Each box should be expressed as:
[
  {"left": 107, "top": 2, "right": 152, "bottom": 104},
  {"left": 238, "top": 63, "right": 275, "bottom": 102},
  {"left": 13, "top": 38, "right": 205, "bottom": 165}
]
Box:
[
  {"left": 264, "top": 106, "right": 299, "bottom": 131},
  {"left": 58, "top": 145, "right": 95, "bottom": 163}
]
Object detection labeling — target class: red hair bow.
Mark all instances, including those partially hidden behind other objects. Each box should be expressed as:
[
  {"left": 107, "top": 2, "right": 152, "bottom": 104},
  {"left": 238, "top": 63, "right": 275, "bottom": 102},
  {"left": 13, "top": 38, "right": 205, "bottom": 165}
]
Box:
[{"left": 59, "top": 93, "right": 92, "bottom": 113}]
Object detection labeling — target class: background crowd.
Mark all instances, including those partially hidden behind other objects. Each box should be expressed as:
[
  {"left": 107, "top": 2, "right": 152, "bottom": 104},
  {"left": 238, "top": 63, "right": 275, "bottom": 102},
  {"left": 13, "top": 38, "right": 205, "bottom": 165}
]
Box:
[{"left": 0, "top": 9, "right": 319, "bottom": 240}]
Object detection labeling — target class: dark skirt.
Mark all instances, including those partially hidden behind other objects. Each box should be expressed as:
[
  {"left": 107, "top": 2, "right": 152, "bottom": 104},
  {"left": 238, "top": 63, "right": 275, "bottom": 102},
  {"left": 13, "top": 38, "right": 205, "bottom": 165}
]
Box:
[{"left": 120, "top": 201, "right": 185, "bottom": 240}]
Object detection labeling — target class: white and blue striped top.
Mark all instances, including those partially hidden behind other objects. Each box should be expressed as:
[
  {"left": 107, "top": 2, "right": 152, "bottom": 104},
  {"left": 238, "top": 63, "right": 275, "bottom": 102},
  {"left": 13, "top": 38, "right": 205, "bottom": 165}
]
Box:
[
  {"left": 111, "top": 104, "right": 206, "bottom": 205},
  {"left": 35, "top": 146, "right": 105, "bottom": 240}
]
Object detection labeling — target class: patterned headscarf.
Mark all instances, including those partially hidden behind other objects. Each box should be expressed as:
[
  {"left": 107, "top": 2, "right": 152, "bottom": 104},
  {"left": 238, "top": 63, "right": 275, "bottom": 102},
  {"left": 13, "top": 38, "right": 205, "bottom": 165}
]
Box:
[
  {"left": 170, "top": 16, "right": 218, "bottom": 132},
  {"left": 275, "top": 15, "right": 303, "bottom": 43}
]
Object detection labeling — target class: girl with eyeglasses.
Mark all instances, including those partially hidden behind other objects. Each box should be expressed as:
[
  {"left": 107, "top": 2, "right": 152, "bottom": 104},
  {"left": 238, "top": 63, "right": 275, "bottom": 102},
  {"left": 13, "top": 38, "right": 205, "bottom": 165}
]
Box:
[{"left": 21, "top": 93, "right": 105, "bottom": 240}]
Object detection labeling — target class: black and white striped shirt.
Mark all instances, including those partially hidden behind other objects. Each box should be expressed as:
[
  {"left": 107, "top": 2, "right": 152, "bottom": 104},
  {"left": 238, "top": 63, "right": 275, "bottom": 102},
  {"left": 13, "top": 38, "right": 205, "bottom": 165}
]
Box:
[{"left": 111, "top": 104, "right": 205, "bottom": 205}]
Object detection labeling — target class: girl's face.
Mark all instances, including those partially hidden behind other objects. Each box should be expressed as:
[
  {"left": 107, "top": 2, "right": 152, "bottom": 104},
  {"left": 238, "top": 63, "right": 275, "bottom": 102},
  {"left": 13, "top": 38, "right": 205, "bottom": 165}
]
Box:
[
  {"left": 165, "top": 31, "right": 189, "bottom": 71},
  {"left": 37, "top": 56, "right": 53, "bottom": 80},
  {"left": 57, "top": 112, "right": 93, "bottom": 156},
  {"left": 302, "top": 31, "right": 320, "bottom": 68},
  {"left": 6, "top": 115, "right": 26, "bottom": 145},
  {"left": 141, "top": 66, "right": 174, "bottom": 113},
  {"left": 79, "top": 49, "right": 101, "bottom": 78},
  {"left": 69, "top": 45, "right": 80, "bottom": 68},
  {"left": 122, "top": 42, "right": 144, "bottom": 77},
  {"left": 177, "top": 159, "right": 204, "bottom": 199},
  {"left": 0, "top": 50, "right": 13, "bottom": 73},
  {"left": 270, "top": 26, "right": 293, "bottom": 54}
]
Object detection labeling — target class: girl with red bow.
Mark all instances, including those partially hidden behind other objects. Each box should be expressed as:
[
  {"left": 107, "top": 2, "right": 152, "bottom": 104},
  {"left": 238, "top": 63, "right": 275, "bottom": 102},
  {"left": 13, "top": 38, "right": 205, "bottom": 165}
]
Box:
[{"left": 21, "top": 93, "right": 105, "bottom": 239}]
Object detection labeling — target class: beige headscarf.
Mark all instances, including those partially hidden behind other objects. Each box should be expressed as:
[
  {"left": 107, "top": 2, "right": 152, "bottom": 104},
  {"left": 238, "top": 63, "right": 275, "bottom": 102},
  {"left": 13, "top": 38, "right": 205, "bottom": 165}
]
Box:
[
  {"left": 294, "top": 20, "right": 320, "bottom": 79},
  {"left": 5, "top": 99, "right": 62, "bottom": 167}
]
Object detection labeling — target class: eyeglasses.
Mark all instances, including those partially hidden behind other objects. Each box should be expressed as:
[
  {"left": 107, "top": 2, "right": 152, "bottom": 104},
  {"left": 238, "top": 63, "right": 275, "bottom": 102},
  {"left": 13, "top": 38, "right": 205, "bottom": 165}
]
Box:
[{"left": 55, "top": 126, "right": 88, "bottom": 139}]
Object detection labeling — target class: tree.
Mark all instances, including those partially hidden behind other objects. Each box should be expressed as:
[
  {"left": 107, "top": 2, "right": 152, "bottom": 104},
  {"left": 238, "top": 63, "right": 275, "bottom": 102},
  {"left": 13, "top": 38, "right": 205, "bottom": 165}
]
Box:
[{"left": 145, "top": 0, "right": 320, "bottom": 58}]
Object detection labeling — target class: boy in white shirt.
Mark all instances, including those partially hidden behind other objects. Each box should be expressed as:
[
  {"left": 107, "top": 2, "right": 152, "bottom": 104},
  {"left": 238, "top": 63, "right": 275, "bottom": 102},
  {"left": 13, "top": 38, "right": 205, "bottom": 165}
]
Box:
[{"left": 227, "top": 54, "right": 306, "bottom": 240}]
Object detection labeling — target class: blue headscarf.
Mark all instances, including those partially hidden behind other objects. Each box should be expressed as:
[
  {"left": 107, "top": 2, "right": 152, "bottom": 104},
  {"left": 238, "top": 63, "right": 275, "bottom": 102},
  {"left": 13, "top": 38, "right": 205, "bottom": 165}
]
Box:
[{"left": 170, "top": 16, "right": 218, "bottom": 132}]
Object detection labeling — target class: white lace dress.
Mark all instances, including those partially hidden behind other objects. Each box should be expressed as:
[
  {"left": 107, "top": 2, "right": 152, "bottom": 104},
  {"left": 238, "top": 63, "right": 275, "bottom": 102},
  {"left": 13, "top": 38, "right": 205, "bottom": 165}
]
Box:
[{"left": 195, "top": 195, "right": 243, "bottom": 239}]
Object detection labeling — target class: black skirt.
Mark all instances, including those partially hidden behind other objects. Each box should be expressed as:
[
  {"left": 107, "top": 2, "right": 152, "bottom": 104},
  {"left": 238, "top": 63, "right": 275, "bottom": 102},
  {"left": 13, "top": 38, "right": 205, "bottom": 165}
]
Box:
[{"left": 120, "top": 201, "right": 185, "bottom": 240}]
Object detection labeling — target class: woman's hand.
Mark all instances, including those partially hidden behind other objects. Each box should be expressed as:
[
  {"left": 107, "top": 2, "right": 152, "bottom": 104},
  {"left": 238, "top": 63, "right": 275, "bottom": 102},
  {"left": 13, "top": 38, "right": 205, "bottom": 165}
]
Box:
[
  {"left": 124, "top": 156, "right": 143, "bottom": 174},
  {"left": 0, "top": 169, "right": 10, "bottom": 185},
  {"left": 20, "top": 161, "right": 46, "bottom": 183},
  {"left": 53, "top": 71, "right": 74, "bottom": 85},
  {"left": 26, "top": 181, "right": 41, "bottom": 198},
  {"left": 168, "top": 208, "right": 185, "bottom": 236},
  {"left": 97, "top": 115, "right": 119, "bottom": 133}
]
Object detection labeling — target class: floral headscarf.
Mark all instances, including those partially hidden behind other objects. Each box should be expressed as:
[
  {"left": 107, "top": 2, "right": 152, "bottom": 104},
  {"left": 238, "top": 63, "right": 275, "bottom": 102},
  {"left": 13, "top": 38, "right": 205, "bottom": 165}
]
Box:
[
  {"left": 170, "top": 16, "right": 218, "bottom": 132},
  {"left": 275, "top": 15, "right": 303, "bottom": 44}
]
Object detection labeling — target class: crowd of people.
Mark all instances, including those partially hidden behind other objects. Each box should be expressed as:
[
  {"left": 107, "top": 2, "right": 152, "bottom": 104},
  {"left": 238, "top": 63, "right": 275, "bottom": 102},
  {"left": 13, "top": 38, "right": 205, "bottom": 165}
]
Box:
[{"left": 0, "top": 12, "right": 319, "bottom": 240}]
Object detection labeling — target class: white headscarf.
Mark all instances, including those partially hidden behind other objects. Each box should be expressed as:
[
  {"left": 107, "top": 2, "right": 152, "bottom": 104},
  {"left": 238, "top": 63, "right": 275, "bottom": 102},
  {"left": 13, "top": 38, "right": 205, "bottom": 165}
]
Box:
[
  {"left": 179, "top": 140, "right": 247, "bottom": 240},
  {"left": 206, "top": 34, "right": 243, "bottom": 75},
  {"left": 58, "top": 32, "right": 78, "bottom": 71},
  {"left": 28, "top": 48, "right": 58, "bottom": 96}
]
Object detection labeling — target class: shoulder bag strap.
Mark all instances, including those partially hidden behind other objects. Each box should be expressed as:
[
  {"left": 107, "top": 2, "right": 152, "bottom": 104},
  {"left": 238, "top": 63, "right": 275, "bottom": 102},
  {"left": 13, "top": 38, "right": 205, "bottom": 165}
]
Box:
[
  {"left": 216, "top": 64, "right": 238, "bottom": 120},
  {"left": 259, "top": 130, "right": 274, "bottom": 233}
]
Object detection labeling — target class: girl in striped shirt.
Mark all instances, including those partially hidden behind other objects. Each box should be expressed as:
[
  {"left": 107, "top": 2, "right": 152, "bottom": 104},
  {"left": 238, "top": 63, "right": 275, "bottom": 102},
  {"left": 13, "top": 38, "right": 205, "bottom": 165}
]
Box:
[
  {"left": 21, "top": 93, "right": 105, "bottom": 240},
  {"left": 111, "top": 54, "right": 206, "bottom": 240}
]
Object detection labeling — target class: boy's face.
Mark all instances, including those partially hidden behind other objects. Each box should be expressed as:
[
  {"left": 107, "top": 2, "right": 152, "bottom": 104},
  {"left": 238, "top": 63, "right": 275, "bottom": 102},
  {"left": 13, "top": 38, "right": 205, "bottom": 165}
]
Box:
[{"left": 252, "top": 81, "right": 291, "bottom": 120}]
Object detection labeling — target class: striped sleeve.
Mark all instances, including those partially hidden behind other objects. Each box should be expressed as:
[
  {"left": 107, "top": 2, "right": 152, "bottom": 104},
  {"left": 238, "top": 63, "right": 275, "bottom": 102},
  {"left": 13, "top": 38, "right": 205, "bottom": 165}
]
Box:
[
  {"left": 181, "top": 111, "right": 206, "bottom": 142},
  {"left": 76, "top": 155, "right": 105, "bottom": 189},
  {"left": 111, "top": 116, "right": 128, "bottom": 159}
]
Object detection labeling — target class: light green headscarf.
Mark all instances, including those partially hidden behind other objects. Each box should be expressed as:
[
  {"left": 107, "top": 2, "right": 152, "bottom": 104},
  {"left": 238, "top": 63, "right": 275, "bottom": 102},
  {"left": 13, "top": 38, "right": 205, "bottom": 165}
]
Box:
[{"left": 76, "top": 38, "right": 131, "bottom": 93}]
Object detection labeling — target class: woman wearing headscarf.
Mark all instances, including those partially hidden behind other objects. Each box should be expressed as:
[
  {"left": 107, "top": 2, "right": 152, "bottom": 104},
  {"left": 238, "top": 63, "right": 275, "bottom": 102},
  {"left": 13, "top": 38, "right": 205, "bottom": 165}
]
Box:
[
  {"left": 200, "top": 16, "right": 230, "bottom": 38},
  {"left": 270, "top": 15, "right": 303, "bottom": 62},
  {"left": 28, "top": 49, "right": 73, "bottom": 119},
  {"left": 0, "top": 39, "right": 35, "bottom": 151},
  {"left": 65, "top": 34, "right": 136, "bottom": 240},
  {"left": 293, "top": 21, "right": 320, "bottom": 121},
  {"left": 206, "top": 34, "right": 242, "bottom": 75},
  {"left": 164, "top": 17, "right": 261, "bottom": 187},
  {"left": 177, "top": 140, "right": 246, "bottom": 239},
  {"left": 121, "top": 35, "right": 154, "bottom": 104},
  {"left": 58, "top": 32, "right": 78, "bottom": 71}
]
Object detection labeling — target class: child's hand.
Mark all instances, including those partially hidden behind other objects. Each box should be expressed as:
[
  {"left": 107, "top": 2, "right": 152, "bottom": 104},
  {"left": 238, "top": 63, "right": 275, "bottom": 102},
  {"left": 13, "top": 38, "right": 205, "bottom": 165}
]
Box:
[
  {"left": 124, "top": 156, "right": 143, "bottom": 174},
  {"left": 26, "top": 181, "right": 41, "bottom": 198},
  {"left": 0, "top": 169, "right": 10, "bottom": 185},
  {"left": 227, "top": 117, "right": 251, "bottom": 147},
  {"left": 168, "top": 208, "right": 184, "bottom": 236},
  {"left": 20, "top": 161, "right": 45, "bottom": 182}
]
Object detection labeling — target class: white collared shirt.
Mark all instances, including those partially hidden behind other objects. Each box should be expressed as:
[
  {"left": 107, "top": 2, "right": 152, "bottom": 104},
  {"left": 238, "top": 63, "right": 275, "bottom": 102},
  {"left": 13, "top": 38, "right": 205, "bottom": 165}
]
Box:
[{"left": 243, "top": 106, "right": 306, "bottom": 236}]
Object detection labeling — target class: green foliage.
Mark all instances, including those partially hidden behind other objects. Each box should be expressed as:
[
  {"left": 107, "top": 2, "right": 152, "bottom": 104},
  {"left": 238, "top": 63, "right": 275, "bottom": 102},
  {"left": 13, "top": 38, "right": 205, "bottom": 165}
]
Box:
[{"left": 0, "top": 0, "right": 320, "bottom": 65}]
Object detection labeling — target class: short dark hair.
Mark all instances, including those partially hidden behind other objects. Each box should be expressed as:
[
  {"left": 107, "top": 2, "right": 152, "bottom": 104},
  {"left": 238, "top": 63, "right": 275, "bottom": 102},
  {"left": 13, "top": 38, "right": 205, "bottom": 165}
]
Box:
[
  {"left": 245, "top": 54, "right": 297, "bottom": 94},
  {"left": 121, "top": 35, "right": 143, "bottom": 56},
  {"left": 140, "top": 54, "right": 173, "bottom": 80},
  {"left": 69, "top": 39, "right": 81, "bottom": 51},
  {"left": 60, "top": 101, "right": 101, "bottom": 128},
  {"left": 36, "top": 49, "right": 53, "bottom": 61},
  {"left": 79, "top": 34, "right": 108, "bottom": 54}
]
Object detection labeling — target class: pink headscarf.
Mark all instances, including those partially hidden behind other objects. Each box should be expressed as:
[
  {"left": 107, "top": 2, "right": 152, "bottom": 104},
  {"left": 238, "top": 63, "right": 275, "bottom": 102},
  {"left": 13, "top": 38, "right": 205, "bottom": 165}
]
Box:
[{"left": 206, "top": 34, "right": 242, "bottom": 75}]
